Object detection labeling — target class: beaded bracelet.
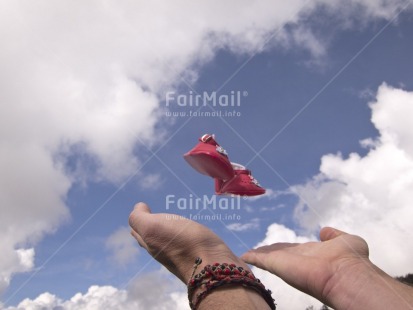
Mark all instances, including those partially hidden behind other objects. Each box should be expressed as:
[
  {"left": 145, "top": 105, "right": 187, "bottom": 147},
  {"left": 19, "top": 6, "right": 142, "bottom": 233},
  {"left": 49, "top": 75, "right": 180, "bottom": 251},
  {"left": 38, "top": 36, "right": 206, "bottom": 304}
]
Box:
[{"left": 187, "top": 257, "right": 276, "bottom": 310}]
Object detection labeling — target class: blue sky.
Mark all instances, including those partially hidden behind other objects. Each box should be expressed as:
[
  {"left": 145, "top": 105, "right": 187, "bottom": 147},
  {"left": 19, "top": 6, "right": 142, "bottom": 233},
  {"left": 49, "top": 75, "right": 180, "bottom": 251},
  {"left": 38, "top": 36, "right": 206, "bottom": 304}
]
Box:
[{"left": 1, "top": 1, "right": 413, "bottom": 309}]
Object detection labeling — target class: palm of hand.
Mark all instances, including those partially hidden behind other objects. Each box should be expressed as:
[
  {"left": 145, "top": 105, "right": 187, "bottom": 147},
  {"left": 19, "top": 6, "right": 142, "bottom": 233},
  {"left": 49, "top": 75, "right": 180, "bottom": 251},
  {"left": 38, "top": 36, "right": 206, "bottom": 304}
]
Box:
[
  {"left": 129, "top": 203, "right": 238, "bottom": 283},
  {"left": 241, "top": 227, "right": 369, "bottom": 303}
]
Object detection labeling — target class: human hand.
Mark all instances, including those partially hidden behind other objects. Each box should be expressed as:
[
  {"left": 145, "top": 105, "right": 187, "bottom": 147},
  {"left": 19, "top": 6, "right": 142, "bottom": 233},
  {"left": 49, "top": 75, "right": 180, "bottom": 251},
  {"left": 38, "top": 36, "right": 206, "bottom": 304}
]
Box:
[
  {"left": 128, "top": 202, "right": 251, "bottom": 284},
  {"left": 129, "top": 202, "right": 275, "bottom": 309},
  {"left": 241, "top": 227, "right": 370, "bottom": 307}
]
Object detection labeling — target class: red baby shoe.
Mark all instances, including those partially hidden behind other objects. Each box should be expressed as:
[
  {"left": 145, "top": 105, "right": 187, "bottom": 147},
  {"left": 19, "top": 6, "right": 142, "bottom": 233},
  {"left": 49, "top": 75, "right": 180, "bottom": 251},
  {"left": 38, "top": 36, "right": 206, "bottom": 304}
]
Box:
[
  {"left": 215, "top": 163, "right": 265, "bottom": 196},
  {"left": 184, "top": 134, "right": 234, "bottom": 180}
]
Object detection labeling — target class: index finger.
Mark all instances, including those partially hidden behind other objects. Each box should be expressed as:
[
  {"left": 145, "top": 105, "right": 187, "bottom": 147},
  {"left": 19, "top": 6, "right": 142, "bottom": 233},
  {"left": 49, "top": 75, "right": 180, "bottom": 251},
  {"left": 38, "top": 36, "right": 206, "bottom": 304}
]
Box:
[{"left": 241, "top": 243, "right": 297, "bottom": 273}]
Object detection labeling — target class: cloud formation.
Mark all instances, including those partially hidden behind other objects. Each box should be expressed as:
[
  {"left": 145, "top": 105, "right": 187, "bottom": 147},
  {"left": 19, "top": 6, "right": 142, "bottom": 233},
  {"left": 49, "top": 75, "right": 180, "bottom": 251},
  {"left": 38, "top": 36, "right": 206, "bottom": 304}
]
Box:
[
  {"left": 249, "top": 84, "right": 413, "bottom": 309},
  {"left": 291, "top": 83, "right": 413, "bottom": 276},
  {"left": 3, "top": 269, "right": 187, "bottom": 310},
  {"left": 106, "top": 227, "right": 140, "bottom": 266},
  {"left": 226, "top": 218, "right": 260, "bottom": 232},
  {"left": 254, "top": 84, "right": 413, "bottom": 308}
]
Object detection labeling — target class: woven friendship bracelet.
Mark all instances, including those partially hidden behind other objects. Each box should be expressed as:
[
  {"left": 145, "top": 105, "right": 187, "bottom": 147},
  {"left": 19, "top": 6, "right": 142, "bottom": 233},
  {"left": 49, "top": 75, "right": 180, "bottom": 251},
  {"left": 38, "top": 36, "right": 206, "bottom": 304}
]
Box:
[{"left": 187, "top": 257, "right": 276, "bottom": 309}]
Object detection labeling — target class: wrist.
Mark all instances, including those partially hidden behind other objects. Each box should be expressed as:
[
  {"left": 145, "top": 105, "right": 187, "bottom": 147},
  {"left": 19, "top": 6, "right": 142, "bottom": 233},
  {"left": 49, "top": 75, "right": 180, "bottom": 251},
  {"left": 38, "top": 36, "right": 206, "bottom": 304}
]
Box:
[
  {"left": 324, "top": 259, "right": 413, "bottom": 309},
  {"left": 179, "top": 246, "right": 251, "bottom": 283},
  {"left": 187, "top": 257, "right": 275, "bottom": 310},
  {"left": 322, "top": 258, "right": 374, "bottom": 308}
]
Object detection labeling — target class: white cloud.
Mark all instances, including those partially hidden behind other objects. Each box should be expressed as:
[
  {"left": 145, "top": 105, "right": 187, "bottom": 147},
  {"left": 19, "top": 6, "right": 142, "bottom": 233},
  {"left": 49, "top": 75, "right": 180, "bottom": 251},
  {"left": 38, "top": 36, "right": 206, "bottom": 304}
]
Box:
[
  {"left": 256, "top": 223, "right": 317, "bottom": 247},
  {"left": 12, "top": 286, "right": 129, "bottom": 310},
  {"left": 226, "top": 218, "right": 260, "bottom": 232},
  {"left": 290, "top": 84, "right": 413, "bottom": 276},
  {"left": 138, "top": 173, "right": 163, "bottom": 191},
  {"left": 1, "top": 0, "right": 411, "bottom": 304},
  {"left": 105, "top": 227, "right": 140, "bottom": 266},
  {"left": 0, "top": 145, "right": 71, "bottom": 293},
  {"left": 10, "top": 292, "right": 63, "bottom": 310},
  {"left": 246, "top": 188, "right": 284, "bottom": 201},
  {"left": 0, "top": 248, "right": 34, "bottom": 294},
  {"left": 3, "top": 269, "right": 188, "bottom": 310}
]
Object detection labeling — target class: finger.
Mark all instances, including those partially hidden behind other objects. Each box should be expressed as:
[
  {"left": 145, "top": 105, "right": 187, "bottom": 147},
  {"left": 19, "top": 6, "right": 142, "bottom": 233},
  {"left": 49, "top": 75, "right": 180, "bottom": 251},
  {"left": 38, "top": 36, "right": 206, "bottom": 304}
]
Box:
[
  {"left": 241, "top": 244, "right": 294, "bottom": 268},
  {"left": 240, "top": 250, "right": 262, "bottom": 268},
  {"left": 253, "top": 243, "right": 298, "bottom": 252},
  {"left": 319, "top": 226, "right": 347, "bottom": 241},
  {"left": 242, "top": 243, "right": 297, "bottom": 259},
  {"left": 242, "top": 246, "right": 304, "bottom": 280},
  {"left": 133, "top": 202, "right": 151, "bottom": 213},
  {"left": 128, "top": 202, "right": 152, "bottom": 230}
]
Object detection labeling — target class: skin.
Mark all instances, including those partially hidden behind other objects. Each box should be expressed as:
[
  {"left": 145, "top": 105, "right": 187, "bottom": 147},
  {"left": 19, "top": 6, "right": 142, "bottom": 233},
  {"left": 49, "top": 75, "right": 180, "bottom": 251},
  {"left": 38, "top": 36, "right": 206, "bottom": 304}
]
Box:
[
  {"left": 129, "top": 202, "right": 413, "bottom": 310},
  {"left": 242, "top": 227, "right": 413, "bottom": 309}
]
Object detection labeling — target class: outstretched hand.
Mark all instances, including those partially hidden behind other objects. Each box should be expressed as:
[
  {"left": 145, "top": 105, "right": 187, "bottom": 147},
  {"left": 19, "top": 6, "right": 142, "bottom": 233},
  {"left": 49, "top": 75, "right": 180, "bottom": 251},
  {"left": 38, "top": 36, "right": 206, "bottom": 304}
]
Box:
[
  {"left": 128, "top": 202, "right": 251, "bottom": 283},
  {"left": 241, "top": 227, "right": 370, "bottom": 305}
]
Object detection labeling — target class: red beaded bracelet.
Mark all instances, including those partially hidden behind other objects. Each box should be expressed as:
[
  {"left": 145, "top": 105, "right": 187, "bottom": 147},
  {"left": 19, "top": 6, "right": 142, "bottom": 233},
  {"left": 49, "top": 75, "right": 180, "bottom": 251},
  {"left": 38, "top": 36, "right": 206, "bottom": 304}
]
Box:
[{"left": 187, "top": 257, "right": 276, "bottom": 309}]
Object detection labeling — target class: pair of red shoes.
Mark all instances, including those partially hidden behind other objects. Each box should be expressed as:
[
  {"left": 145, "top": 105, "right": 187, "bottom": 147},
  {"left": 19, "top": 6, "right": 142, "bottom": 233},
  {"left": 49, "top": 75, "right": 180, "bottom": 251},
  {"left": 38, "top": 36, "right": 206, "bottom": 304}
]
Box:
[{"left": 184, "top": 134, "right": 265, "bottom": 196}]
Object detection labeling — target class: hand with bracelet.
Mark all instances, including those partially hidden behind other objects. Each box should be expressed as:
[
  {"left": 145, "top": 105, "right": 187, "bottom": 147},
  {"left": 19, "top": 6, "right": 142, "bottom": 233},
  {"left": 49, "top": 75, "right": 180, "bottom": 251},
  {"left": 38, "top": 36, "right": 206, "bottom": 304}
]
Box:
[
  {"left": 129, "top": 202, "right": 413, "bottom": 309},
  {"left": 128, "top": 202, "right": 273, "bottom": 309}
]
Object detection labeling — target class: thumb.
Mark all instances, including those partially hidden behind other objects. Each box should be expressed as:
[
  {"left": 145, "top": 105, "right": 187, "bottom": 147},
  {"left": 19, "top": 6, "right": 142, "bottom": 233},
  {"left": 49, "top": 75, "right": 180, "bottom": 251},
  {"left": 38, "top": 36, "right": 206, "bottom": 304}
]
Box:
[
  {"left": 319, "top": 226, "right": 347, "bottom": 242},
  {"left": 128, "top": 202, "right": 152, "bottom": 249},
  {"left": 128, "top": 202, "right": 152, "bottom": 231},
  {"left": 133, "top": 202, "right": 152, "bottom": 214}
]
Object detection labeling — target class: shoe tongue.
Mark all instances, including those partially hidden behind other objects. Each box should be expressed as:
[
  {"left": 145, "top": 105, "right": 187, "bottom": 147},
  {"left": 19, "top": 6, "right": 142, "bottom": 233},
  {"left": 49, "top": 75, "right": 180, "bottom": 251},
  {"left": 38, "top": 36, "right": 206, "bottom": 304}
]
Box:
[
  {"left": 199, "top": 134, "right": 218, "bottom": 146},
  {"left": 235, "top": 169, "right": 250, "bottom": 175},
  {"left": 206, "top": 138, "right": 218, "bottom": 146}
]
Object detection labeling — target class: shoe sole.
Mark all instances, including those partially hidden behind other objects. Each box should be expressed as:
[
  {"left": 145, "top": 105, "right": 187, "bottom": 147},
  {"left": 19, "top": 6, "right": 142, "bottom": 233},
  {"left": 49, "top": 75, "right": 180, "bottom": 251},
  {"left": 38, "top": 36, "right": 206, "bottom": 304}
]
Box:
[
  {"left": 216, "top": 188, "right": 266, "bottom": 196},
  {"left": 215, "top": 176, "right": 266, "bottom": 196},
  {"left": 184, "top": 152, "right": 234, "bottom": 180}
]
